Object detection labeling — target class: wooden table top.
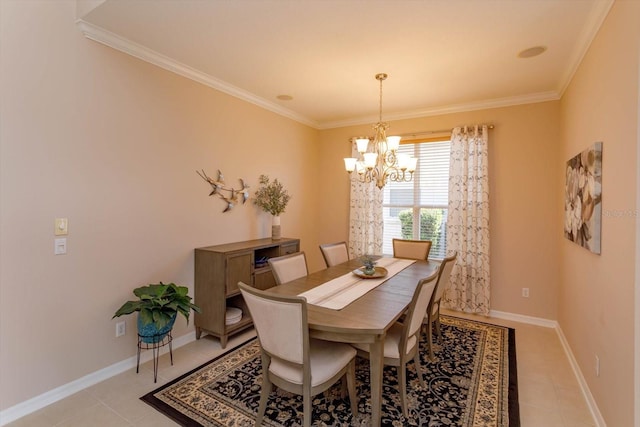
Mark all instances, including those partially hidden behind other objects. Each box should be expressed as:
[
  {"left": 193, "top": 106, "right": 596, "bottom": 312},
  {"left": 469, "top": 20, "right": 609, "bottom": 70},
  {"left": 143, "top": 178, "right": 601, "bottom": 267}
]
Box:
[{"left": 266, "top": 258, "right": 440, "bottom": 342}]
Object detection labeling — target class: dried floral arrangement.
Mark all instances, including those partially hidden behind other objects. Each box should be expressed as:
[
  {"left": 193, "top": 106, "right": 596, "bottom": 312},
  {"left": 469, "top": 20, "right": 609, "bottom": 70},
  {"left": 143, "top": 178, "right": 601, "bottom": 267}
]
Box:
[{"left": 253, "top": 175, "right": 291, "bottom": 216}]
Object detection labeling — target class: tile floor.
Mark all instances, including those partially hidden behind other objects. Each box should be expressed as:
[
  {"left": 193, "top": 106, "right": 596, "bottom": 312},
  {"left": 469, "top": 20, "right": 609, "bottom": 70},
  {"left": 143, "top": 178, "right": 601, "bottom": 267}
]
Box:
[{"left": 6, "top": 312, "right": 596, "bottom": 426}]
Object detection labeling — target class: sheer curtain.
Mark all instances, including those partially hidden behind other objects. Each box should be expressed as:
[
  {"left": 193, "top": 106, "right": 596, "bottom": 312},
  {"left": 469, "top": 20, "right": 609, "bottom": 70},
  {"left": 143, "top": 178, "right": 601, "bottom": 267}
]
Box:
[
  {"left": 444, "top": 125, "right": 491, "bottom": 314},
  {"left": 348, "top": 140, "right": 384, "bottom": 258}
]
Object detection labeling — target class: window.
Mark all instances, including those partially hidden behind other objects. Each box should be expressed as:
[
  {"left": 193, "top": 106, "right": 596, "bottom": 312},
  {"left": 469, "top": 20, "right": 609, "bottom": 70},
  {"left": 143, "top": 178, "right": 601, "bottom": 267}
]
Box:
[{"left": 382, "top": 140, "right": 450, "bottom": 258}]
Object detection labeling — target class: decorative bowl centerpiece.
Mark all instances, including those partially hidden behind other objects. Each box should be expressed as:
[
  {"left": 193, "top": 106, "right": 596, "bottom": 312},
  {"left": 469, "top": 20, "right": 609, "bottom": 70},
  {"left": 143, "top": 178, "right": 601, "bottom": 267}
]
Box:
[
  {"left": 353, "top": 255, "right": 388, "bottom": 279},
  {"left": 361, "top": 255, "right": 376, "bottom": 275}
]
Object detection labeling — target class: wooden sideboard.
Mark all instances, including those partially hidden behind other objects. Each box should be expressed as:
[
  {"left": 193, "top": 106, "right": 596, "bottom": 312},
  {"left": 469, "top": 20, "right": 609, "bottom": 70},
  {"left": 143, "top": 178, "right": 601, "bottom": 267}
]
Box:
[{"left": 194, "top": 237, "right": 300, "bottom": 348}]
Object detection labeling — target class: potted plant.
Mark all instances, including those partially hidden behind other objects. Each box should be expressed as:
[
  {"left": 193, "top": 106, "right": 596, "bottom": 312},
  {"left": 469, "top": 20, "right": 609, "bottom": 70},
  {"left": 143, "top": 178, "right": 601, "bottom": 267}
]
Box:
[
  {"left": 253, "top": 174, "right": 291, "bottom": 240},
  {"left": 113, "top": 282, "right": 201, "bottom": 343},
  {"left": 358, "top": 255, "right": 378, "bottom": 276}
]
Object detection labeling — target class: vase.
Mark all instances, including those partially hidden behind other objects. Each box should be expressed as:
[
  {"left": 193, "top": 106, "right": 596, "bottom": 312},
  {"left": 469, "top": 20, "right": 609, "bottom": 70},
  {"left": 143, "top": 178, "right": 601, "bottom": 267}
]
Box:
[
  {"left": 272, "top": 215, "right": 281, "bottom": 240},
  {"left": 363, "top": 265, "right": 376, "bottom": 275},
  {"left": 137, "top": 312, "right": 177, "bottom": 344}
]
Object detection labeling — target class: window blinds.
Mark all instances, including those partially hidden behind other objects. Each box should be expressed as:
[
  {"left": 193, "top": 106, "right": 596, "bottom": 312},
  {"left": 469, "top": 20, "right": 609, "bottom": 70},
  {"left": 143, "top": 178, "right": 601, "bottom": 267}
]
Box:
[{"left": 382, "top": 140, "right": 450, "bottom": 257}]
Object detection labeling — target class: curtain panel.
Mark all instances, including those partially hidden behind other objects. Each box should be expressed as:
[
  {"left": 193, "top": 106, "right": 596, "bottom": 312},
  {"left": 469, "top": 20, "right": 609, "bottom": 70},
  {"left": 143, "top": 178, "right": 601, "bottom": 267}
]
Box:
[
  {"left": 444, "top": 125, "right": 491, "bottom": 314},
  {"left": 348, "top": 140, "right": 384, "bottom": 258}
]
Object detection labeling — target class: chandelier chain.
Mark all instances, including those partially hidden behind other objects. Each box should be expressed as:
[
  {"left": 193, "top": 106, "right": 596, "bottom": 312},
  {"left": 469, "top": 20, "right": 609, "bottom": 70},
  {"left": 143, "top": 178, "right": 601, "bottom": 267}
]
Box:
[
  {"left": 379, "top": 74, "right": 383, "bottom": 123},
  {"left": 375, "top": 73, "right": 387, "bottom": 124}
]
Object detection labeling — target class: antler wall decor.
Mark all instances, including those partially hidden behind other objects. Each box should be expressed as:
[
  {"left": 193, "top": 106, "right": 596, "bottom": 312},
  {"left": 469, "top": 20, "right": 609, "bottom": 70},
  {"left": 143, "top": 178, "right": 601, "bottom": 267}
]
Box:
[{"left": 196, "top": 169, "right": 249, "bottom": 213}]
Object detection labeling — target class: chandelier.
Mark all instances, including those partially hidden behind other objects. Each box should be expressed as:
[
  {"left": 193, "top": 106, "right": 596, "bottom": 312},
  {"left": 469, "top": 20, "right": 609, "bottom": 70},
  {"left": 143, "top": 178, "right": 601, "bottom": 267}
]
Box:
[{"left": 344, "top": 73, "right": 417, "bottom": 189}]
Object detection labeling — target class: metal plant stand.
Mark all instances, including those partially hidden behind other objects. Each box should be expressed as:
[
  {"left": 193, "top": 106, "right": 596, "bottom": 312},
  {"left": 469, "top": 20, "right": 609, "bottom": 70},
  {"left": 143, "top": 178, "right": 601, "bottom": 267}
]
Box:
[{"left": 137, "top": 331, "right": 173, "bottom": 383}]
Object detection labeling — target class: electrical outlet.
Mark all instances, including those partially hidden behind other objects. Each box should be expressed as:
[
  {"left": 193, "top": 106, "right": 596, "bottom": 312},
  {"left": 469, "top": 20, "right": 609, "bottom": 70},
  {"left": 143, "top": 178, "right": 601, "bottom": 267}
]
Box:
[
  {"left": 521, "top": 288, "right": 529, "bottom": 298},
  {"left": 116, "top": 321, "right": 126, "bottom": 337},
  {"left": 595, "top": 355, "right": 600, "bottom": 377}
]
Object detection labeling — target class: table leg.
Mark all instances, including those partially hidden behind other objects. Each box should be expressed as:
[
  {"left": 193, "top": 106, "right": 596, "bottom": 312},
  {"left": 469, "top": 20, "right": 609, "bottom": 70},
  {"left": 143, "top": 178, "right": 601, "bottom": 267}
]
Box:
[{"left": 369, "top": 339, "right": 384, "bottom": 427}]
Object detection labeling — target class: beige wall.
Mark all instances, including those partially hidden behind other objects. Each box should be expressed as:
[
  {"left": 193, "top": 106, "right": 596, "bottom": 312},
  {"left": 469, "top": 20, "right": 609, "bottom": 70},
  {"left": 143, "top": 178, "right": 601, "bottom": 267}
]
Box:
[
  {"left": 319, "top": 102, "right": 562, "bottom": 320},
  {"left": 0, "top": 1, "right": 321, "bottom": 409},
  {"left": 2, "top": 0, "right": 639, "bottom": 424},
  {"left": 559, "top": 2, "right": 640, "bottom": 426}
]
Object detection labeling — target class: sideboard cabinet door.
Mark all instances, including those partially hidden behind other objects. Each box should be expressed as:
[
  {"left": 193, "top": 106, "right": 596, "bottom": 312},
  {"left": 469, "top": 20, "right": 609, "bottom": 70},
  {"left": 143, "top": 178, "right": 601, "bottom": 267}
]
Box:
[
  {"left": 194, "top": 237, "right": 300, "bottom": 348},
  {"left": 226, "top": 251, "right": 252, "bottom": 295}
]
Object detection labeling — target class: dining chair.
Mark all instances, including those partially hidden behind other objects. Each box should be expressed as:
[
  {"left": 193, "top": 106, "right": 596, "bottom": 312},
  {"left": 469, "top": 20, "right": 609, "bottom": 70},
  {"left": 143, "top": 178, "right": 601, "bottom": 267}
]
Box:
[
  {"left": 392, "top": 238, "right": 432, "bottom": 260},
  {"left": 319, "top": 241, "right": 349, "bottom": 267},
  {"left": 268, "top": 252, "right": 308, "bottom": 285},
  {"left": 351, "top": 271, "right": 438, "bottom": 417},
  {"left": 238, "top": 282, "right": 358, "bottom": 427},
  {"left": 423, "top": 252, "right": 457, "bottom": 360}
]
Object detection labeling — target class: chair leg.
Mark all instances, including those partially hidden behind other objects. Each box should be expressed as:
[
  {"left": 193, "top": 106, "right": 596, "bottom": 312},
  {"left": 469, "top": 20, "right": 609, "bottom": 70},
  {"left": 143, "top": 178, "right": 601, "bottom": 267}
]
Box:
[
  {"left": 413, "top": 351, "right": 425, "bottom": 388},
  {"left": 434, "top": 304, "right": 443, "bottom": 343},
  {"left": 435, "top": 322, "right": 442, "bottom": 342},
  {"left": 257, "top": 355, "right": 271, "bottom": 426},
  {"left": 257, "top": 376, "right": 271, "bottom": 426},
  {"left": 303, "top": 389, "right": 311, "bottom": 427},
  {"left": 340, "top": 375, "right": 348, "bottom": 398},
  {"left": 346, "top": 359, "right": 358, "bottom": 416},
  {"left": 427, "top": 316, "right": 435, "bottom": 361},
  {"left": 399, "top": 364, "right": 408, "bottom": 418}
]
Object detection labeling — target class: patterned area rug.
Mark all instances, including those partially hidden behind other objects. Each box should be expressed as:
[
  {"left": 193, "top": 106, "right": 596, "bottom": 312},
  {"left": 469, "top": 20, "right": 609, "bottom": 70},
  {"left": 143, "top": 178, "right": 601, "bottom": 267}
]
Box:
[{"left": 141, "top": 315, "right": 519, "bottom": 426}]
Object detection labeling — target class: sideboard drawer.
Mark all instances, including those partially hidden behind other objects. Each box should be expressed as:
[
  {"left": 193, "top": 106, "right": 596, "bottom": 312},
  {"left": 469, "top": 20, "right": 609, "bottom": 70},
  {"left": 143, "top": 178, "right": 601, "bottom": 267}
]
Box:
[{"left": 280, "top": 242, "right": 299, "bottom": 256}]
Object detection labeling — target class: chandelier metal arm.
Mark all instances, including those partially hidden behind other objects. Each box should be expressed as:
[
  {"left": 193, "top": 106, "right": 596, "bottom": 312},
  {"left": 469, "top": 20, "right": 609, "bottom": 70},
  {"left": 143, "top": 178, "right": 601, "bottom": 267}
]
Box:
[{"left": 343, "top": 73, "right": 417, "bottom": 190}]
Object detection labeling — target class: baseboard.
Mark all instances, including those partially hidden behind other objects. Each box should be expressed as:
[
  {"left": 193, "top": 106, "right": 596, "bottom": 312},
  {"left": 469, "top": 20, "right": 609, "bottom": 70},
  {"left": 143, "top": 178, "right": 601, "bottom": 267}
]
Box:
[
  {"left": 485, "top": 309, "right": 605, "bottom": 427},
  {"left": 555, "top": 326, "right": 607, "bottom": 427},
  {"left": 0, "top": 331, "right": 196, "bottom": 426},
  {"left": 489, "top": 309, "right": 559, "bottom": 328},
  {"left": 1, "top": 313, "right": 607, "bottom": 427}
]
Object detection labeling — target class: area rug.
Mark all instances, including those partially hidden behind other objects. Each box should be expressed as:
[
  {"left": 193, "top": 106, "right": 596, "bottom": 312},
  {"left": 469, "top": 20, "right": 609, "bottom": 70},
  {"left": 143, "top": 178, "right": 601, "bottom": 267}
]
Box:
[{"left": 141, "top": 315, "right": 520, "bottom": 426}]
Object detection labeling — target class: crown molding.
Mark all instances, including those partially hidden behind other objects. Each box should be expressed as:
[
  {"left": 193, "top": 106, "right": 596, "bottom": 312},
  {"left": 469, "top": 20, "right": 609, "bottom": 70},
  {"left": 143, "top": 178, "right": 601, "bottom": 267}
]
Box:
[
  {"left": 556, "top": 0, "right": 614, "bottom": 97},
  {"left": 319, "top": 91, "right": 561, "bottom": 130},
  {"left": 75, "top": 20, "right": 320, "bottom": 129},
  {"left": 77, "top": 5, "right": 607, "bottom": 133}
]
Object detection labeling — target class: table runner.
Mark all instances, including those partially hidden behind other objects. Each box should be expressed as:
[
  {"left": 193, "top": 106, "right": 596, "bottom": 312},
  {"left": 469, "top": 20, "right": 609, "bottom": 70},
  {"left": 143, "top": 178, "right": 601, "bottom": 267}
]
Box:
[{"left": 299, "top": 257, "right": 415, "bottom": 310}]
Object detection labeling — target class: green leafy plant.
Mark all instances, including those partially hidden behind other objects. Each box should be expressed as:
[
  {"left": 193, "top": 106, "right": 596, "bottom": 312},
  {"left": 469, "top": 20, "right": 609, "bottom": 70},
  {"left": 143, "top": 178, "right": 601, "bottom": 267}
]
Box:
[
  {"left": 112, "top": 282, "right": 201, "bottom": 329},
  {"left": 253, "top": 174, "right": 291, "bottom": 216}
]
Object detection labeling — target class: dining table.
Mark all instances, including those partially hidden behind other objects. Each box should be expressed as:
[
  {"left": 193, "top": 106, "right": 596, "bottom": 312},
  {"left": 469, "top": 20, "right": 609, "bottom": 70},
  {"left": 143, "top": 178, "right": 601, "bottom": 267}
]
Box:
[{"left": 264, "top": 256, "right": 440, "bottom": 427}]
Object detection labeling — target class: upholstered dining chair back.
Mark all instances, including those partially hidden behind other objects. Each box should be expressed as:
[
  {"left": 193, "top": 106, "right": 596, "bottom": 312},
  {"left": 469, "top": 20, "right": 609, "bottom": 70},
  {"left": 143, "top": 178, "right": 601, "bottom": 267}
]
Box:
[
  {"left": 319, "top": 241, "right": 349, "bottom": 267},
  {"left": 268, "top": 252, "right": 308, "bottom": 285},
  {"left": 351, "top": 271, "right": 437, "bottom": 417},
  {"left": 392, "top": 238, "right": 432, "bottom": 260},
  {"left": 238, "top": 282, "right": 358, "bottom": 427},
  {"left": 405, "top": 275, "right": 438, "bottom": 350},
  {"left": 424, "top": 252, "right": 458, "bottom": 360},
  {"left": 239, "top": 282, "right": 306, "bottom": 364},
  {"left": 433, "top": 252, "right": 457, "bottom": 306}
]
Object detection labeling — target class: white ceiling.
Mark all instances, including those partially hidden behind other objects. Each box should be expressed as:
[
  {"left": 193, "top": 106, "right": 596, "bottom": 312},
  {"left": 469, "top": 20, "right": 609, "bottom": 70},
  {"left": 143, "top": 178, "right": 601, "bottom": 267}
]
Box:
[{"left": 77, "top": 0, "right": 613, "bottom": 129}]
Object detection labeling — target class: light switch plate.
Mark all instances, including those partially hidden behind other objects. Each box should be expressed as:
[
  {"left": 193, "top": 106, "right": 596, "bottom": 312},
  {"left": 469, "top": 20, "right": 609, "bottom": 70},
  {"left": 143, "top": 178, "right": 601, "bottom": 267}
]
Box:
[
  {"left": 54, "top": 238, "right": 67, "bottom": 255},
  {"left": 55, "top": 218, "right": 68, "bottom": 236}
]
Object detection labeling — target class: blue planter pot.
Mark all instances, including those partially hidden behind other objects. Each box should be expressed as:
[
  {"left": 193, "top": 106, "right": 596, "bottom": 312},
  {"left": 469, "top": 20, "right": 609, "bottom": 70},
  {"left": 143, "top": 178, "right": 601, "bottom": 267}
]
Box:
[{"left": 137, "top": 312, "right": 177, "bottom": 344}]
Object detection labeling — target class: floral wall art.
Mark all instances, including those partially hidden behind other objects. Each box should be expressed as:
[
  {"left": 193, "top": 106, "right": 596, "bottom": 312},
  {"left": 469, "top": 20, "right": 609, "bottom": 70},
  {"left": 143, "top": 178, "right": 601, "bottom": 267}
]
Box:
[{"left": 564, "top": 142, "right": 602, "bottom": 254}]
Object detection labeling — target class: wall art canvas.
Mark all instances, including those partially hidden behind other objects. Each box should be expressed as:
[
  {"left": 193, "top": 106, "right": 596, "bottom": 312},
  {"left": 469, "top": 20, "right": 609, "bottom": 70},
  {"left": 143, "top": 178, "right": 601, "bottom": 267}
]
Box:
[{"left": 564, "top": 142, "right": 602, "bottom": 254}]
